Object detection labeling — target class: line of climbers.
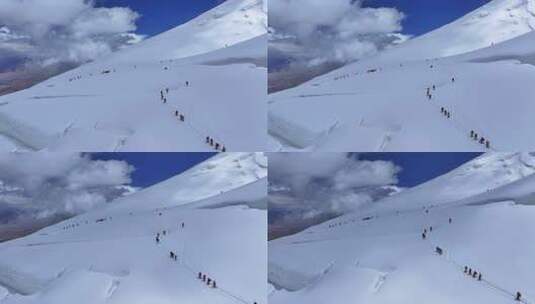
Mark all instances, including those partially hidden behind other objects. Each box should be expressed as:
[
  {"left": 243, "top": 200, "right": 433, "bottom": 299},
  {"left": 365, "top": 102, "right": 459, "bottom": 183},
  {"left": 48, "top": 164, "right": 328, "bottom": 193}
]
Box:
[
  {"left": 68, "top": 75, "right": 83, "bottom": 82},
  {"left": 197, "top": 271, "right": 258, "bottom": 304},
  {"left": 205, "top": 136, "right": 226, "bottom": 152},
  {"left": 421, "top": 225, "right": 434, "bottom": 239},
  {"left": 463, "top": 266, "right": 482, "bottom": 281},
  {"left": 426, "top": 85, "right": 436, "bottom": 100},
  {"left": 160, "top": 84, "right": 227, "bottom": 151},
  {"left": 334, "top": 74, "right": 351, "bottom": 80},
  {"left": 68, "top": 67, "right": 118, "bottom": 83},
  {"left": 62, "top": 216, "right": 116, "bottom": 230},
  {"left": 169, "top": 250, "right": 178, "bottom": 262},
  {"left": 425, "top": 215, "right": 525, "bottom": 303},
  {"left": 197, "top": 272, "right": 217, "bottom": 289},
  {"left": 429, "top": 76, "right": 492, "bottom": 149},
  {"left": 333, "top": 67, "right": 381, "bottom": 81},
  {"left": 160, "top": 88, "right": 186, "bottom": 122},
  {"left": 153, "top": 218, "right": 260, "bottom": 304},
  {"left": 470, "top": 130, "right": 490, "bottom": 149},
  {"left": 440, "top": 107, "right": 451, "bottom": 119}
]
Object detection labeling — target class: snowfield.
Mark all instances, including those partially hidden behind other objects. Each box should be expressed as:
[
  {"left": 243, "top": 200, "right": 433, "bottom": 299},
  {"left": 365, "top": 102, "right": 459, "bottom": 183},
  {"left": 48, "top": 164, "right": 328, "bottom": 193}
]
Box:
[
  {"left": 0, "top": 153, "right": 267, "bottom": 304},
  {"left": 268, "top": 0, "right": 535, "bottom": 151},
  {"left": 269, "top": 153, "right": 535, "bottom": 304},
  {"left": 0, "top": 0, "right": 267, "bottom": 152}
]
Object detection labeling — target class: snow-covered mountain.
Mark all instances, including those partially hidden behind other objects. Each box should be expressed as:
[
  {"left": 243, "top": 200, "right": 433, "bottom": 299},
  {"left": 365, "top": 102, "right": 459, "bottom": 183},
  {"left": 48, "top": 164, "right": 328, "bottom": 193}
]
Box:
[
  {"left": 362, "top": 152, "right": 535, "bottom": 214},
  {"left": 0, "top": 0, "right": 267, "bottom": 152},
  {"left": 105, "top": 0, "right": 267, "bottom": 64},
  {"left": 268, "top": 0, "right": 535, "bottom": 151},
  {"left": 269, "top": 152, "right": 535, "bottom": 304},
  {"left": 0, "top": 152, "right": 267, "bottom": 304},
  {"left": 377, "top": 0, "right": 535, "bottom": 63}
]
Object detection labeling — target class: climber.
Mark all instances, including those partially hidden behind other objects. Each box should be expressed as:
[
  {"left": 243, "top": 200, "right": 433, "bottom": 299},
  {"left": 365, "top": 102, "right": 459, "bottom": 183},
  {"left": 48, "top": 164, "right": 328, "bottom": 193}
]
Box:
[
  {"left": 222, "top": 146, "right": 226, "bottom": 152},
  {"left": 474, "top": 133, "right": 478, "bottom": 141},
  {"left": 163, "top": 230, "right": 167, "bottom": 236},
  {"left": 468, "top": 268, "right": 472, "bottom": 275},
  {"left": 202, "top": 274, "right": 206, "bottom": 282},
  {"left": 215, "top": 143, "right": 220, "bottom": 150},
  {"left": 464, "top": 266, "right": 468, "bottom": 273},
  {"left": 170, "top": 251, "right": 174, "bottom": 259},
  {"left": 175, "top": 110, "right": 179, "bottom": 117},
  {"left": 156, "top": 236, "right": 160, "bottom": 244},
  {"left": 516, "top": 292, "right": 522, "bottom": 301},
  {"left": 470, "top": 130, "right": 474, "bottom": 138},
  {"left": 180, "top": 114, "right": 185, "bottom": 122},
  {"left": 174, "top": 254, "right": 177, "bottom": 261},
  {"left": 207, "top": 278, "right": 212, "bottom": 285},
  {"left": 206, "top": 136, "right": 210, "bottom": 144},
  {"left": 212, "top": 280, "right": 217, "bottom": 288},
  {"left": 472, "top": 271, "right": 477, "bottom": 278},
  {"left": 210, "top": 138, "right": 214, "bottom": 146},
  {"left": 198, "top": 272, "right": 202, "bottom": 279},
  {"left": 422, "top": 232, "right": 426, "bottom": 239},
  {"left": 449, "top": 217, "right": 452, "bottom": 224},
  {"left": 441, "top": 107, "right": 444, "bottom": 114},
  {"left": 478, "top": 273, "right": 482, "bottom": 281},
  {"left": 435, "top": 247, "right": 443, "bottom": 255},
  {"left": 181, "top": 222, "right": 185, "bottom": 228},
  {"left": 486, "top": 140, "right": 490, "bottom": 149},
  {"left": 452, "top": 77, "right": 455, "bottom": 83},
  {"left": 430, "top": 226, "right": 433, "bottom": 232},
  {"left": 433, "top": 85, "right": 436, "bottom": 90},
  {"left": 166, "top": 88, "right": 169, "bottom": 93},
  {"left": 480, "top": 137, "right": 485, "bottom": 145},
  {"left": 163, "top": 98, "right": 167, "bottom": 104},
  {"left": 185, "top": 81, "right": 189, "bottom": 87},
  {"left": 447, "top": 112, "right": 451, "bottom": 119}
]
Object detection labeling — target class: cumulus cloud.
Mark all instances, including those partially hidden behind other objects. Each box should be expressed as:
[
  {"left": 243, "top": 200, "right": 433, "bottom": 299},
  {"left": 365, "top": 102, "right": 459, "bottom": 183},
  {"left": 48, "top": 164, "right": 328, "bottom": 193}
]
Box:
[
  {"left": 269, "top": 0, "right": 409, "bottom": 68},
  {"left": 0, "top": 153, "right": 136, "bottom": 219},
  {"left": 268, "top": 153, "right": 402, "bottom": 236},
  {"left": 0, "top": 0, "right": 143, "bottom": 70}
]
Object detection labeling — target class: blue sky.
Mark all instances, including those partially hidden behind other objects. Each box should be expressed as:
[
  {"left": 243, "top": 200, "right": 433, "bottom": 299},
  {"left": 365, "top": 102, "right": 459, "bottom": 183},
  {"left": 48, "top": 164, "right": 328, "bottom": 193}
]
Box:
[
  {"left": 95, "top": 0, "right": 225, "bottom": 37},
  {"left": 90, "top": 153, "right": 216, "bottom": 188},
  {"left": 359, "top": 153, "right": 482, "bottom": 187},
  {"left": 363, "top": 0, "right": 490, "bottom": 36}
]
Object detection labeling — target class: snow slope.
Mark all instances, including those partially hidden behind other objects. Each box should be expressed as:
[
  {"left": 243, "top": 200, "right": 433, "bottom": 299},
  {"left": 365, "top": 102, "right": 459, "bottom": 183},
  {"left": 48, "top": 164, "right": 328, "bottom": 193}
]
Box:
[
  {"left": 0, "top": 0, "right": 267, "bottom": 152},
  {"left": 0, "top": 153, "right": 267, "bottom": 304},
  {"left": 377, "top": 0, "right": 535, "bottom": 63},
  {"left": 269, "top": 152, "right": 535, "bottom": 304},
  {"left": 268, "top": 0, "right": 535, "bottom": 151},
  {"left": 361, "top": 153, "right": 535, "bottom": 214},
  {"left": 103, "top": 0, "right": 267, "bottom": 64}
]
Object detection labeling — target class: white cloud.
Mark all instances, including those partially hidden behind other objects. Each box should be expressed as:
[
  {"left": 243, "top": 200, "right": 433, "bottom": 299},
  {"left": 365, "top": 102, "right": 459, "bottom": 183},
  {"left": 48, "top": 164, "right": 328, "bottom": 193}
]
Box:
[
  {"left": 269, "top": 0, "right": 409, "bottom": 66},
  {"left": 0, "top": 153, "right": 136, "bottom": 216},
  {"left": 268, "top": 153, "right": 402, "bottom": 234},
  {"left": 333, "top": 160, "right": 400, "bottom": 190},
  {"left": 0, "top": 0, "right": 143, "bottom": 69},
  {"left": 268, "top": 153, "right": 349, "bottom": 195}
]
